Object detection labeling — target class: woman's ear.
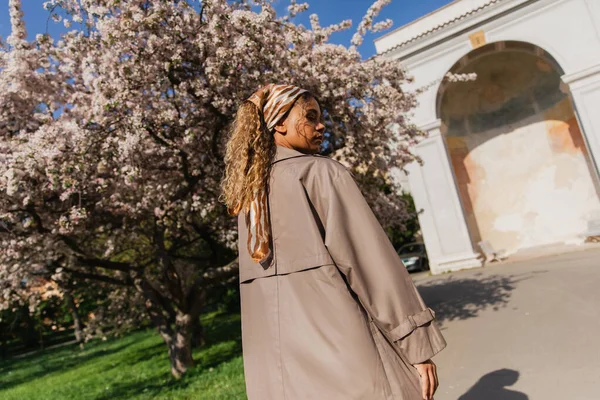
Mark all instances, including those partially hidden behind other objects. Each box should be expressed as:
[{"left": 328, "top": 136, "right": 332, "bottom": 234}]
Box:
[{"left": 273, "top": 121, "right": 287, "bottom": 135}]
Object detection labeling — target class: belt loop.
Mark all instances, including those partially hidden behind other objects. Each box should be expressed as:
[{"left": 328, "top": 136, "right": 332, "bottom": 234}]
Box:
[
  {"left": 427, "top": 307, "right": 435, "bottom": 320},
  {"left": 407, "top": 314, "right": 416, "bottom": 331}
]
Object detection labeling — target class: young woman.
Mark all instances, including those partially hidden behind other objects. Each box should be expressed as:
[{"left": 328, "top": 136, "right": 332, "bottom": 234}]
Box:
[{"left": 221, "top": 84, "right": 446, "bottom": 400}]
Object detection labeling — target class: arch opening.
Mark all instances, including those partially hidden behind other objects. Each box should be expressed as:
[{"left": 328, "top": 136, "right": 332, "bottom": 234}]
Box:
[{"left": 437, "top": 41, "right": 600, "bottom": 254}]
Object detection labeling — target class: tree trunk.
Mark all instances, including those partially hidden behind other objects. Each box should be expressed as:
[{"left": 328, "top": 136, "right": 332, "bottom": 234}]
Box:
[
  {"left": 166, "top": 312, "right": 195, "bottom": 378},
  {"left": 191, "top": 317, "right": 206, "bottom": 348},
  {"left": 20, "top": 306, "right": 39, "bottom": 348},
  {"left": 94, "top": 307, "right": 105, "bottom": 338},
  {"left": 64, "top": 290, "right": 84, "bottom": 346},
  {"left": 139, "top": 280, "right": 195, "bottom": 378}
]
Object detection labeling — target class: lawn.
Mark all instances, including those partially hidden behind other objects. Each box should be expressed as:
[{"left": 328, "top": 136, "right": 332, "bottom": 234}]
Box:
[{"left": 0, "top": 312, "right": 246, "bottom": 400}]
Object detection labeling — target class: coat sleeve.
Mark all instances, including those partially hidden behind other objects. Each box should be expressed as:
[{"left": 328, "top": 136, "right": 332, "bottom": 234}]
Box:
[{"left": 315, "top": 163, "right": 446, "bottom": 365}]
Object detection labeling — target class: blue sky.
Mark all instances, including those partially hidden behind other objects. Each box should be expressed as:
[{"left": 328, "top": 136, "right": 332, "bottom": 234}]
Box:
[{"left": 0, "top": 0, "right": 453, "bottom": 58}]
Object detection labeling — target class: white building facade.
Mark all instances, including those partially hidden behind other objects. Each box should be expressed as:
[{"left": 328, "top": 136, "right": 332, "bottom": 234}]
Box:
[{"left": 376, "top": 0, "right": 600, "bottom": 274}]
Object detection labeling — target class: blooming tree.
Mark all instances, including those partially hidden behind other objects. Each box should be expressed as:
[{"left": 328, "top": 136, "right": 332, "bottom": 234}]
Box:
[{"left": 0, "top": 0, "right": 423, "bottom": 377}]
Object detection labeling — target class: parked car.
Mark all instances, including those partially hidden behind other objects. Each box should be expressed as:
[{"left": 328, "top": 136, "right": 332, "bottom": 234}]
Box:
[{"left": 396, "top": 242, "right": 429, "bottom": 272}]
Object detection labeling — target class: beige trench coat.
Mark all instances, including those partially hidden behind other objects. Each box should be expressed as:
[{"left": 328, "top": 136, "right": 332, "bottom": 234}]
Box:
[{"left": 237, "top": 145, "right": 446, "bottom": 400}]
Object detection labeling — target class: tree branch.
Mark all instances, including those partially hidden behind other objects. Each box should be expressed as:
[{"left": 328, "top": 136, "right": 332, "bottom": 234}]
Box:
[
  {"left": 142, "top": 278, "right": 177, "bottom": 325},
  {"left": 76, "top": 257, "right": 139, "bottom": 273},
  {"left": 190, "top": 221, "right": 220, "bottom": 263},
  {"left": 62, "top": 267, "right": 133, "bottom": 287},
  {"left": 200, "top": 257, "right": 239, "bottom": 284}
]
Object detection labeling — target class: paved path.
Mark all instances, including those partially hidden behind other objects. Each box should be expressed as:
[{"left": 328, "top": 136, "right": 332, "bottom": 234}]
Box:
[{"left": 413, "top": 247, "right": 600, "bottom": 400}]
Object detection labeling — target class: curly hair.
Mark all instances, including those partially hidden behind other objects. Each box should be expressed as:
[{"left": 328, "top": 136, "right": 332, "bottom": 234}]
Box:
[
  {"left": 220, "top": 92, "right": 314, "bottom": 217},
  {"left": 220, "top": 100, "right": 276, "bottom": 217}
]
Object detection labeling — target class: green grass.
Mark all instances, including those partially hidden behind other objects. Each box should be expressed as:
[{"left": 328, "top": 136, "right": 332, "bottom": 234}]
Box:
[{"left": 0, "top": 312, "right": 246, "bottom": 400}]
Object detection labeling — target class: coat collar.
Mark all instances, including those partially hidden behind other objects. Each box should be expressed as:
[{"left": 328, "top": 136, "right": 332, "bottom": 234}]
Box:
[{"left": 272, "top": 145, "right": 312, "bottom": 164}]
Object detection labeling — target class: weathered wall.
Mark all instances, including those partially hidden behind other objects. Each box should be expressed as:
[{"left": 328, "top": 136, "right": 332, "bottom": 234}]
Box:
[
  {"left": 377, "top": 0, "right": 600, "bottom": 273},
  {"left": 446, "top": 98, "right": 600, "bottom": 253}
]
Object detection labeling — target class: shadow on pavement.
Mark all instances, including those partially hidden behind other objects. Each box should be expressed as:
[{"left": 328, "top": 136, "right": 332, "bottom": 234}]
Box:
[
  {"left": 416, "top": 272, "right": 538, "bottom": 326},
  {"left": 458, "top": 369, "right": 528, "bottom": 400}
]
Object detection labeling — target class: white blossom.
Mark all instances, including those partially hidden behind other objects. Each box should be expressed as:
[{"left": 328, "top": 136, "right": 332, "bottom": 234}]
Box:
[{"left": 0, "top": 0, "right": 423, "bottom": 375}]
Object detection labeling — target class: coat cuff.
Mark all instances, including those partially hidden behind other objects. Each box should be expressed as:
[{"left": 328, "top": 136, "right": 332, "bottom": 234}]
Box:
[
  {"left": 388, "top": 307, "right": 436, "bottom": 341},
  {"left": 389, "top": 308, "right": 447, "bottom": 365}
]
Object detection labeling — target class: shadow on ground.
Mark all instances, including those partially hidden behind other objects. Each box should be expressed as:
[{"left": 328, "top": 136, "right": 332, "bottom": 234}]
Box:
[
  {"left": 416, "top": 271, "right": 542, "bottom": 326},
  {"left": 0, "top": 339, "right": 137, "bottom": 391},
  {"left": 93, "top": 312, "right": 243, "bottom": 400},
  {"left": 0, "top": 311, "right": 243, "bottom": 400},
  {"left": 459, "top": 369, "right": 529, "bottom": 399}
]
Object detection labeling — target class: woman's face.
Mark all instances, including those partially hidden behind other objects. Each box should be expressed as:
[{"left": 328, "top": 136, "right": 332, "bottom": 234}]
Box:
[{"left": 273, "top": 96, "right": 325, "bottom": 154}]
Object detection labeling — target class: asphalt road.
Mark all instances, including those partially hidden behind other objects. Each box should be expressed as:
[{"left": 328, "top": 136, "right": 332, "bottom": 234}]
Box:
[{"left": 413, "top": 247, "right": 600, "bottom": 400}]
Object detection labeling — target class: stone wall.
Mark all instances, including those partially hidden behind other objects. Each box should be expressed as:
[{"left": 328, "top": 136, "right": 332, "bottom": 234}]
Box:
[{"left": 444, "top": 55, "right": 600, "bottom": 253}]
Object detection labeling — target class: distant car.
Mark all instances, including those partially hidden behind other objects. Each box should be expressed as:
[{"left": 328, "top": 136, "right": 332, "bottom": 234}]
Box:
[{"left": 396, "top": 243, "right": 429, "bottom": 272}]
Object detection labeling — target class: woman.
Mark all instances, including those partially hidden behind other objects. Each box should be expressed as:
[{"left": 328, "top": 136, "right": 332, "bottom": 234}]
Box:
[{"left": 221, "top": 84, "right": 446, "bottom": 400}]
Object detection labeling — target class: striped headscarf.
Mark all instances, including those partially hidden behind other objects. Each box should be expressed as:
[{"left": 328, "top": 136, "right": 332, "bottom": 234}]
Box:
[
  {"left": 247, "top": 84, "right": 308, "bottom": 131},
  {"left": 245, "top": 84, "right": 308, "bottom": 266}
]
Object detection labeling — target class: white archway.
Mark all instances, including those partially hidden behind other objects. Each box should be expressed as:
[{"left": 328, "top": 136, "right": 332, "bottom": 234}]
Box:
[
  {"left": 376, "top": 0, "right": 600, "bottom": 273},
  {"left": 437, "top": 41, "right": 600, "bottom": 254}
]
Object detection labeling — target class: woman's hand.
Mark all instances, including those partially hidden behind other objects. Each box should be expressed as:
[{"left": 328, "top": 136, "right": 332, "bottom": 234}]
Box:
[{"left": 414, "top": 359, "right": 439, "bottom": 400}]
